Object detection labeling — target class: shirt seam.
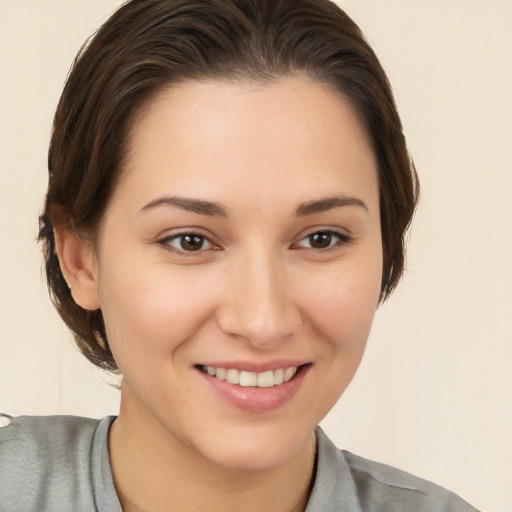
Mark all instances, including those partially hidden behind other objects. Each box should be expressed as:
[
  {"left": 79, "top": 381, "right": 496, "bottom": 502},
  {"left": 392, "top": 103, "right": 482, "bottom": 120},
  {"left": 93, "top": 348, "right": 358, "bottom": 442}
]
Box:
[{"left": 350, "top": 467, "right": 427, "bottom": 495}]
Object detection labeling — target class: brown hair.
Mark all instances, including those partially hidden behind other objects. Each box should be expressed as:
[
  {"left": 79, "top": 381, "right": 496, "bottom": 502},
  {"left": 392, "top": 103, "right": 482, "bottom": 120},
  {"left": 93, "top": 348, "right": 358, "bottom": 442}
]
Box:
[{"left": 39, "top": 0, "right": 419, "bottom": 372}]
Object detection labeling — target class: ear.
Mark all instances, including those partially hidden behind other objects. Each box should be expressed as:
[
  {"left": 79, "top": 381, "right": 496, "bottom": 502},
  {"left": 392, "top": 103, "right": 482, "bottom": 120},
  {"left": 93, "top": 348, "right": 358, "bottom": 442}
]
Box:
[{"left": 53, "top": 227, "right": 101, "bottom": 311}]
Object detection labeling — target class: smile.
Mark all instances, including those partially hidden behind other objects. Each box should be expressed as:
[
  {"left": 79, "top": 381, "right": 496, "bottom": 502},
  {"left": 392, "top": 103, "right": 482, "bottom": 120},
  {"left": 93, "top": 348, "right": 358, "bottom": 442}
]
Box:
[
  {"left": 197, "top": 363, "right": 312, "bottom": 412},
  {"left": 199, "top": 365, "right": 299, "bottom": 388}
]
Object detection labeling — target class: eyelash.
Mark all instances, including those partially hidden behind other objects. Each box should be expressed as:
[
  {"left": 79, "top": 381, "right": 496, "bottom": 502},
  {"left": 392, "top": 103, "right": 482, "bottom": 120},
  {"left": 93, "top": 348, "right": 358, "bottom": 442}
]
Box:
[
  {"left": 158, "top": 232, "right": 216, "bottom": 255},
  {"left": 158, "top": 228, "right": 352, "bottom": 256},
  {"left": 294, "top": 230, "right": 352, "bottom": 251}
]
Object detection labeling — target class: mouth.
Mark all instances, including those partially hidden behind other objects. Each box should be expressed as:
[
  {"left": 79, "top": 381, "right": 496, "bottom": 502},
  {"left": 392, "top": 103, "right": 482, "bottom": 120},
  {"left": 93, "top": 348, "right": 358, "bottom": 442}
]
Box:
[
  {"left": 196, "top": 364, "right": 310, "bottom": 388},
  {"left": 195, "top": 362, "right": 312, "bottom": 413}
]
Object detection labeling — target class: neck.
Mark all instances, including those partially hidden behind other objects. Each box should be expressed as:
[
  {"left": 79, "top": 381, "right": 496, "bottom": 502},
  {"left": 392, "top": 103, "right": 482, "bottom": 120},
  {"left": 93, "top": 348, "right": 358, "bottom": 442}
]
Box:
[{"left": 109, "top": 382, "right": 316, "bottom": 512}]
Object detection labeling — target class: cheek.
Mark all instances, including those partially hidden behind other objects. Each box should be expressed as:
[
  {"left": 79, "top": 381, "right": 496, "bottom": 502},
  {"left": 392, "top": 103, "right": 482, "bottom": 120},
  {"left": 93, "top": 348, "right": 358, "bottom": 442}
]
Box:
[
  {"left": 97, "top": 262, "right": 219, "bottom": 366},
  {"left": 303, "top": 256, "right": 382, "bottom": 351}
]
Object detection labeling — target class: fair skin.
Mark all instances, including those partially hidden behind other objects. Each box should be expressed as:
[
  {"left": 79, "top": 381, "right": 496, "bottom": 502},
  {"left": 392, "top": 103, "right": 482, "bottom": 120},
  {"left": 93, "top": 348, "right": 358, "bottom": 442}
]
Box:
[{"left": 56, "top": 77, "right": 382, "bottom": 511}]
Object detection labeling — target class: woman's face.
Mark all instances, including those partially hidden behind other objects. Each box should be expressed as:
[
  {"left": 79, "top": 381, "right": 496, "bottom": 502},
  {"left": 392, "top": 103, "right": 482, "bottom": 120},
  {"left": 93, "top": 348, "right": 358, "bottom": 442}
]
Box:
[{"left": 92, "top": 78, "right": 382, "bottom": 470}]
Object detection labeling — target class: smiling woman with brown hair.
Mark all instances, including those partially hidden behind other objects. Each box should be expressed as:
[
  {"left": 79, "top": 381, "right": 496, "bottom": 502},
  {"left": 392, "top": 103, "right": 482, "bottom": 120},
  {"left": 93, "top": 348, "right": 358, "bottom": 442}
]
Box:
[{"left": 0, "top": 1, "right": 479, "bottom": 511}]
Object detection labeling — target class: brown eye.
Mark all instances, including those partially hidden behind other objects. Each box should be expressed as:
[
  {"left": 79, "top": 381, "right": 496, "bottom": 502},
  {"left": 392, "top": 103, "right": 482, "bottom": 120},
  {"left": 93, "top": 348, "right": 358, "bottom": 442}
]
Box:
[
  {"left": 309, "top": 231, "right": 333, "bottom": 249},
  {"left": 180, "top": 234, "right": 204, "bottom": 251},
  {"left": 163, "top": 233, "right": 213, "bottom": 253},
  {"left": 296, "top": 230, "right": 350, "bottom": 250}
]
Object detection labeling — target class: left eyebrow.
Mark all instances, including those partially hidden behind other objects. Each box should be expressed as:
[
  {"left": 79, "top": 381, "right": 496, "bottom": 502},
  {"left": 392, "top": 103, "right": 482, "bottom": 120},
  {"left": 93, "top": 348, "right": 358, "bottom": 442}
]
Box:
[{"left": 295, "top": 195, "right": 368, "bottom": 216}]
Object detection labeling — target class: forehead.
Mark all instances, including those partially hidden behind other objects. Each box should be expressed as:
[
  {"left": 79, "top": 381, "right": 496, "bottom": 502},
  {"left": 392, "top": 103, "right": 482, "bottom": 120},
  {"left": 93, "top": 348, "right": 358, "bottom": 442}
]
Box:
[{"left": 115, "top": 77, "right": 378, "bottom": 212}]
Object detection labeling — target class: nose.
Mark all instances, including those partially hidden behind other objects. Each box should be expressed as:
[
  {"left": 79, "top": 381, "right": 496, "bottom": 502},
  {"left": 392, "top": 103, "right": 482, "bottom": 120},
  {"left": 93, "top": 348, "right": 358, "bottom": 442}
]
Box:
[{"left": 216, "top": 250, "right": 302, "bottom": 349}]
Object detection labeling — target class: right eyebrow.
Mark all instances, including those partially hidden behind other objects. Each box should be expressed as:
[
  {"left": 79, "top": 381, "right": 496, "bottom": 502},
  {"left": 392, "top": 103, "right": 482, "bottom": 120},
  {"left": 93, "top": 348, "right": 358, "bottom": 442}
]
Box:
[{"left": 138, "top": 196, "right": 228, "bottom": 217}]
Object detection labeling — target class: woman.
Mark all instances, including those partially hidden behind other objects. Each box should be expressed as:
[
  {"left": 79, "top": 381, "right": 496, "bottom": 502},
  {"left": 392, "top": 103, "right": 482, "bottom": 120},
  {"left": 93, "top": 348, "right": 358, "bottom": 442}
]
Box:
[{"left": 0, "top": 0, "right": 479, "bottom": 510}]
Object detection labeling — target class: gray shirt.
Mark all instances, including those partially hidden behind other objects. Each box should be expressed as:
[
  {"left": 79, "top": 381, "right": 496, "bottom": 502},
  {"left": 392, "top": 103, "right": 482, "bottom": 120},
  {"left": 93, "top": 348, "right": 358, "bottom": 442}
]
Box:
[{"left": 0, "top": 414, "right": 479, "bottom": 512}]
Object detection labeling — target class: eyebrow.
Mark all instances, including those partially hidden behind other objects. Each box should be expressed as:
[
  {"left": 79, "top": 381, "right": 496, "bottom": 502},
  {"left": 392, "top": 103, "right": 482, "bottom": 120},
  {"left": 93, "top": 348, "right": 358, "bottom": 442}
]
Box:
[
  {"left": 295, "top": 195, "right": 368, "bottom": 216},
  {"left": 139, "top": 196, "right": 228, "bottom": 217},
  {"left": 138, "top": 194, "right": 367, "bottom": 218}
]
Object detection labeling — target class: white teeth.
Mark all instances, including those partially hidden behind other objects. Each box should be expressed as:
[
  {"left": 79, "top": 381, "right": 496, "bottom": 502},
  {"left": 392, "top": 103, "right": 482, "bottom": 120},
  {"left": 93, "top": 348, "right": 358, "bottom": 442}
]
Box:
[
  {"left": 226, "top": 369, "right": 240, "bottom": 384},
  {"left": 257, "top": 370, "right": 275, "bottom": 388},
  {"left": 202, "top": 365, "right": 299, "bottom": 387},
  {"left": 239, "top": 371, "right": 257, "bottom": 387},
  {"left": 284, "top": 367, "right": 297, "bottom": 382},
  {"left": 273, "top": 368, "right": 284, "bottom": 385}
]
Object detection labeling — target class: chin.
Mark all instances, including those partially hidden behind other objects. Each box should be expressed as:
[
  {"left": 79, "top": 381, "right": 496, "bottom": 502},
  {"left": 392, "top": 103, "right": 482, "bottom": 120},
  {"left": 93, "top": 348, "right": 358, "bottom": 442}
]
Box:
[
  {"left": 189, "top": 422, "right": 315, "bottom": 472},
  {"left": 202, "top": 443, "right": 299, "bottom": 472}
]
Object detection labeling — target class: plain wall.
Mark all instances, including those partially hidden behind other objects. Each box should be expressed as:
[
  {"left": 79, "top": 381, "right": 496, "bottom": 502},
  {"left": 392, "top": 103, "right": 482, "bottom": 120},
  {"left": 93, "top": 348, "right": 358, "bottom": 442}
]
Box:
[{"left": 1, "top": 1, "right": 511, "bottom": 510}]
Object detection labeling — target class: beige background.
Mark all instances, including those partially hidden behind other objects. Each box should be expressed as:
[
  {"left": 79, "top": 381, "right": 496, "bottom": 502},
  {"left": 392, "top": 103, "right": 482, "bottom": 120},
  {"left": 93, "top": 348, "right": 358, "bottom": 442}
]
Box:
[{"left": 1, "top": 1, "right": 511, "bottom": 510}]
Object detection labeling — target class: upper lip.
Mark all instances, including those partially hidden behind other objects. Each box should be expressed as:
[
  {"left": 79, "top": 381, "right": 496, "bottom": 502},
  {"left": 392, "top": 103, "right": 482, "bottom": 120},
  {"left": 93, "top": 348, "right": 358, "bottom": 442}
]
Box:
[{"left": 195, "top": 360, "right": 311, "bottom": 373}]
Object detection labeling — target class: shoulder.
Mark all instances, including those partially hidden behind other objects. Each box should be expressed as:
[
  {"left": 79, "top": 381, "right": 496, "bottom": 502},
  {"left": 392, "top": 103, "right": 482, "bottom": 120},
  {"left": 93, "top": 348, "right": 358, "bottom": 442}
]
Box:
[
  {"left": 0, "top": 413, "right": 116, "bottom": 512},
  {"left": 0, "top": 412, "right": 100, "bottom": 444},
  {"left": 340, "top": 450, "right": 479, "bottom": 511},
  {"left": 0, "top": 413, "right": 101, "bottom": 470},
  {"left": 310, "top": 428, "right": 481, "bottom": 512}
]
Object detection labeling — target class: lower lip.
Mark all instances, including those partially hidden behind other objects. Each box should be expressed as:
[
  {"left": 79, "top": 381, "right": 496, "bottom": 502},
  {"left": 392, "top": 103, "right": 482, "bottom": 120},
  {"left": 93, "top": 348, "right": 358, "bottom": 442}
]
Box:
[{"left": 198, "top": 365, "right": 311, "bottom": 413}]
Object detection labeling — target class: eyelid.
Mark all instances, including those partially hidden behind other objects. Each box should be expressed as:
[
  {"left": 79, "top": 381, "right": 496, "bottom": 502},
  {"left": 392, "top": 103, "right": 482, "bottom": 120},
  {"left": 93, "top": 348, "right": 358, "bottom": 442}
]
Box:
[
  {"left": 293, "top": 228, "right": 352, "bottom": 250},
  {"left": 157, "top": 230, "right": 220, "bottom": 255}
]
